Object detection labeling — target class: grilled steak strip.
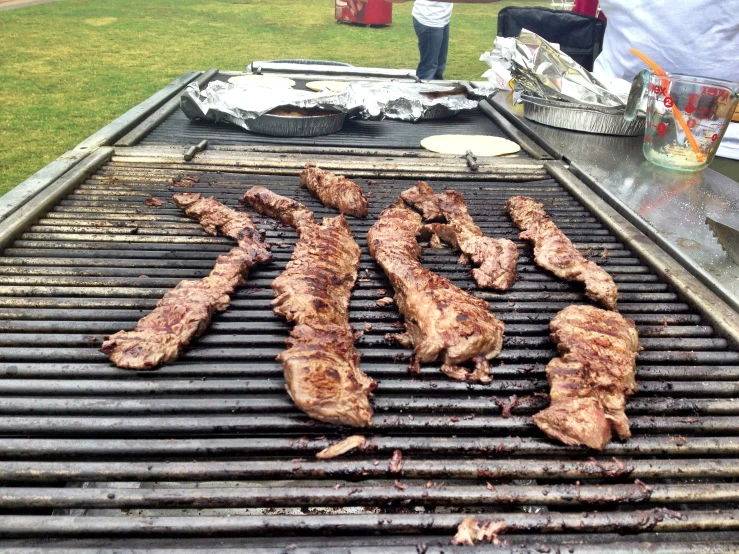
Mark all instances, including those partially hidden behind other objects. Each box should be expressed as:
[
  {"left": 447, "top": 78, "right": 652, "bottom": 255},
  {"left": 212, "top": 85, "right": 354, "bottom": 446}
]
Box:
[
  {"left": 242, "top": 186, "right": 375, "bottom": 427},
  {"left": 100, "top": 193, "right": 271, "bottom": 370},
  {"left": 533, "top": 305, "right": 639, "bottom": 450},
  {"left": 367, "top": 202, "right": 504, "bottom": 382},
  {"left": 401, "top": 181, "right": 518, "bottom": 290},
  {"left": 299, "top": 164, "right": 368, "bottom": 218},
  {"left": 506, "top": 196, "right": 618, "bottom": 310}
]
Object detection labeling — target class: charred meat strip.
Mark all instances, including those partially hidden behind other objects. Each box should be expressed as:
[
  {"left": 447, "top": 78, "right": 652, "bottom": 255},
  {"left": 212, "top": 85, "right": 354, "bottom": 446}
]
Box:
[
  {"left": 367, "top": 202, "right": 504, "bottom": 382},
  {"left": 299, "top": 164, "right": 368, "bottom": 218},
  {"left": 242, "top": 186, "right": 375, "bottom": 427},
  {"left": 101, "top": 193, "right": 271, "bottom": 370},
  {"left": 401, "top": 181, "right": 518, "bottom": 290},
  {"left": 505, "top": 196, "right": 618, "bottom": 310},
  {"left": 533, "top": 305, "right": 639, "bottom": 450}
]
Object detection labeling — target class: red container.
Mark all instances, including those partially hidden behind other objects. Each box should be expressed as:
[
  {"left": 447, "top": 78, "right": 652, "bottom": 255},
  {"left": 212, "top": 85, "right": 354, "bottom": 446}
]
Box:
[{"left": 335, "top": 0, "right": 392, "bottom": 25}]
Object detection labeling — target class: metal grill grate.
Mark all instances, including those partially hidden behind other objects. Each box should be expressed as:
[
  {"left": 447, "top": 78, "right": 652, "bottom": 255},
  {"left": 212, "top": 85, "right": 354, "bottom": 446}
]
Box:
[
  {"left": 0, "top": 155, "right": 737, "bottom": 551},
  {"left": 140, "top": 106, "right": 515, "bottom": 150}
]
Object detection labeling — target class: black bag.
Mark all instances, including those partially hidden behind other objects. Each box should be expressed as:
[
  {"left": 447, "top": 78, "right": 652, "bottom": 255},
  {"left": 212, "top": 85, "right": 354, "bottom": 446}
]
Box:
[{"left": 496, "top": 7, "right": 606, "bottom": 71}]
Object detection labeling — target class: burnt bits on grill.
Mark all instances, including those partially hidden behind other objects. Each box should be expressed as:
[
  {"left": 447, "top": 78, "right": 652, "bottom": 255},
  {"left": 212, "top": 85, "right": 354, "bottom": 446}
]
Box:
[
  {"left": 299, "top": 164, "right": 368, "bottom": 218},
  {"left": 453, "top": 517, "right": 508, "bottom": 546},
  {"left": 100, "top": 193, "right": 271, "bottom": 370},
  {"left": 506, "top": 196, "right": 618, "bottom": 310},
  {"left": 533, "top": 305, "right": 639, "bottom": 450},
  {"left": 401, "top": 181, "right": 518, "bottom": 290},
  {"left": 368, "top": 202, "right": 504, "bottom": 383},
  {"left": 242, "top": 186, "right": 376, "bottom": 427}
]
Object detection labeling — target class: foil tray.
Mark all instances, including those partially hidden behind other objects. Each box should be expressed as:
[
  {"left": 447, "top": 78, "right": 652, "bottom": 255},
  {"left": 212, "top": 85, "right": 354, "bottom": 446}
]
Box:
[
  {"left": 521, "top": 94, "right": 645, "bottom": 136},
  {"left": 248, "top": 111, "right": 346, "bottom": 137}
]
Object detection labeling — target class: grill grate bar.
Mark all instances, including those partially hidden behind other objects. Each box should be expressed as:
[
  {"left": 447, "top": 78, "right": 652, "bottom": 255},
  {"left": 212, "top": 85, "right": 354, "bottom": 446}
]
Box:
[
  {"left": 0, "top": 435, "right": 736, "bottom": 459},
  {"left": 0, "top": 395, "right": 736, "bottom": 417},
  {"left": 0, "top": 414, "right": 736, "bottom": 437},
  {"left": 1, "top": 482, "right": 738, "bottom": 510},
  {"left": 1, "top": 362, "right": 735, "bottom": 381},
  {"left": 0, "top": 510, "right": 735, "bottom": 537},
  {"left": 0, "top": 457, "right": 737, "bottom": 482}
]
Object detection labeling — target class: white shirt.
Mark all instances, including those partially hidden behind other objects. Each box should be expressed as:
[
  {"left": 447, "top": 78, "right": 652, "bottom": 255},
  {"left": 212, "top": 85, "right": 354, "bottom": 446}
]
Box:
[
  {"left": 593, "top": 0, "right": 739, "bottom": 160},
  {"left": 412, "top": 0, "right": 453, "bottom": 28}
]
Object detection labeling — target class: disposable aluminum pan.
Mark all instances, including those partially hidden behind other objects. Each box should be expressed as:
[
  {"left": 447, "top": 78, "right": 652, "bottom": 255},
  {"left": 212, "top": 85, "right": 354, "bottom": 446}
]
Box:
[
  {"left": 521, "top": 94, "right": 645, "bottom": 136},
  {"left": 247, "top": 110, "right": 346, "bottom": 137}
]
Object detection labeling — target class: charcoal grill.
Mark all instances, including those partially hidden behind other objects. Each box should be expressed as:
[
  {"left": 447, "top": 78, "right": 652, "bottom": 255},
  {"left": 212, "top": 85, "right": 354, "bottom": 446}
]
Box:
[{"left": 0, "top": 69, "right": 738, "bottom": 552}]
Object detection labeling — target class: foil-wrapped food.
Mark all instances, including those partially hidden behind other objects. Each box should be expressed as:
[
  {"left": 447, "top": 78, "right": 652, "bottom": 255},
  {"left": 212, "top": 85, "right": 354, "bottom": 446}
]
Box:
[
  {"left": 180, "top": 79, "right": 481, "bottom": 136},
  {"left": 180, "top": 81, "right": 349, "bottom": 136}
]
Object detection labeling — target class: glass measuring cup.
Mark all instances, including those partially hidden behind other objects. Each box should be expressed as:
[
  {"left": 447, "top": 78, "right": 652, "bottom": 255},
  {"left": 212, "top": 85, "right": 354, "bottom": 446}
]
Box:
[{"left": 625, "top": 70, "right": 739, "bottom": 171}]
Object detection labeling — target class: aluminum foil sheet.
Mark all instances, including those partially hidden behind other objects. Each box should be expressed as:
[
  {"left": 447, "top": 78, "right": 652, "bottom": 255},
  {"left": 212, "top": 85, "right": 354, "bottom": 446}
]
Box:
[
  {"left": 511, "top": 29, "right": 627, "bottom": 108},
  {"left": 180, "top": 80, "right": 480, "bottom": 130},
  {"left": 180, "top": 81, "right": 349, "bottom": 133},
  {"left": 340, "top": 81, "right": 479, "bottom": 121},
  {"left": 522, "top": 93, "right": 645, "bottom": 136}
]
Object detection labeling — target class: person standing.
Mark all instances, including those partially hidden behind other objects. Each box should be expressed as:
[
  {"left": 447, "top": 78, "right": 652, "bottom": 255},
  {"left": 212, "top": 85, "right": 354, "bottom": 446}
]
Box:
[
  {"left": 385, "top": 0, "right": 500, "bottom": 80},
  {"left": 410, "top": 0, "right": 454, "bottom": 80}
]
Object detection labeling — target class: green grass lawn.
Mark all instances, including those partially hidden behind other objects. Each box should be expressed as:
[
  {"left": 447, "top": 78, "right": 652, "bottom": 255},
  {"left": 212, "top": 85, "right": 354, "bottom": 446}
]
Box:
[{"left": 0, "top": 0, "right": 547, "bottom": 195}]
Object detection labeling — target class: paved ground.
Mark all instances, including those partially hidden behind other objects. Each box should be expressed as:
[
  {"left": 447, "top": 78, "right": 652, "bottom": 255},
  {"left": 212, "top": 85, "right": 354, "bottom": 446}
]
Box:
[{"left": 0, "top": 0, "right": 60, "bottom": 11}]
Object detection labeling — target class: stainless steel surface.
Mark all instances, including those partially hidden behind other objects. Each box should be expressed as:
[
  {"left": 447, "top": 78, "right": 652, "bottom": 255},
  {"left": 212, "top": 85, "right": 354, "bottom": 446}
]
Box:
[
  {"left": 477, "top": 100, "right": 554, "bottom": 160},
  {"left": 489, "top": 90, "right": 739, "bottom": 309},
  {"left": 248, "top": 111, "right": 346, "bottom": 137},
  {"left": 707, "top": 216, "right": 739, "bottom": 266},
  {"left": 522, "top": 94, "right": 645, "bottom": 136},
  {"left": 0, "top": 148, "right": 114, "bottom": 251},
  {"left": 111, "top": 145, "right": 547, "bottom": 181},
  {"left": 546, "top": 160, "right": 739, "bottom": 346},
  {"left": 248, "top": 62, "right": 416, "bottom": 80}
]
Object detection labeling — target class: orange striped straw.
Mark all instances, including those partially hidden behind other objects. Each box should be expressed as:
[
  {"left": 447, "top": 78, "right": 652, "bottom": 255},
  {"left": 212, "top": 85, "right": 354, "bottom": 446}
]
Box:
[{"left": 629, "top": 48, "right": 705, "bottom": 163}]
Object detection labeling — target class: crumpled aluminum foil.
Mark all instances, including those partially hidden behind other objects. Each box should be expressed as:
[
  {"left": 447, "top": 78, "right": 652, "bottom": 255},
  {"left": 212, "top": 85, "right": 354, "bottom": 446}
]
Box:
[
  {"left": 180, "top": 80, "right": 480, "bottom": 129},
  {"left": 180, "top": 81, "right": 349, "bottom": 132},
  {"left": 341, "top": 81, "right": 479, "bottom": 121},
  {"left": 511, "top": 29, "right": 627, "bottom": 108}
]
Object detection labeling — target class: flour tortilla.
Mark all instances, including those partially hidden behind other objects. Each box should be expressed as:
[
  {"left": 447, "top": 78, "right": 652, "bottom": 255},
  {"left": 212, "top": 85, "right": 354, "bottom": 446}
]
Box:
[
  {"left": 227, "top": 75, "right": 296, "bottom": 88},
  {"left": 420, "top": 135, "right": 521, "bottom": 157},
  {"left": 305, "top": 80, "right": 350, "bottom": 93}
]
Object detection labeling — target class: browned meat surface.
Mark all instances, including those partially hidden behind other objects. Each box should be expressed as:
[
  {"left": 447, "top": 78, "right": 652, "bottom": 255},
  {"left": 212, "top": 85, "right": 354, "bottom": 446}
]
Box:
[
  {"left": 453, "top": 518, "right": 507, "bottom": 546},
  {"left": 101, "top": 193, "right": 271, "bottom": 370},
  {"left": 367, "top": 202, "right": 504, "bottom": 382},
  {"left": 506, "top": 196, "right": 618, "bottom": 310},
  {"left": 401, "top": 181, "right": 518, "bottom": 290},
  {"left": 532, "top": 305, "right": 639, "bottom": 450},
  {"left": 242, "top": 186, "right": 375, "bottom": 427},
  {"left": 315, "top": 435, "right": 367, "bottom": 459},
  {"left": 299, "top": 164, "right": 368, "bottom": 218}
]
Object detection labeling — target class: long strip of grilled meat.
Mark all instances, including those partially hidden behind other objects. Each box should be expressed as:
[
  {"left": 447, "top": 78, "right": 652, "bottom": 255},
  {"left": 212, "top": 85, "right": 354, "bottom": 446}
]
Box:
[
  {"left": 242, "top": 186, "right": 375, "bottom": 427},
  {"left": 101, "top": 193, "right": 271, "bottom": 370},
  {"left": 506, "top": 196, "right": 618, "bottom": 310},
  {"left": 533, "top": 305, "right": 639, "bottom": 450},
  {"left": 401, "top": 181, "right": 518, "bottom": 290},
  {"left": 367, "top": 202, "right": 504, "bottom": 382},
  {"left": 299, "top": 164, "right": 368, "bottom": 218}
]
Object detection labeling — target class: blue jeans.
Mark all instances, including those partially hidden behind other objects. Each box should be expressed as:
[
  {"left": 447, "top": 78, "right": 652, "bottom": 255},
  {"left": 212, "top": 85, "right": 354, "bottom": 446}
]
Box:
[{"left": 413, "top": 17, "right": 450, "bottom": 80}]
